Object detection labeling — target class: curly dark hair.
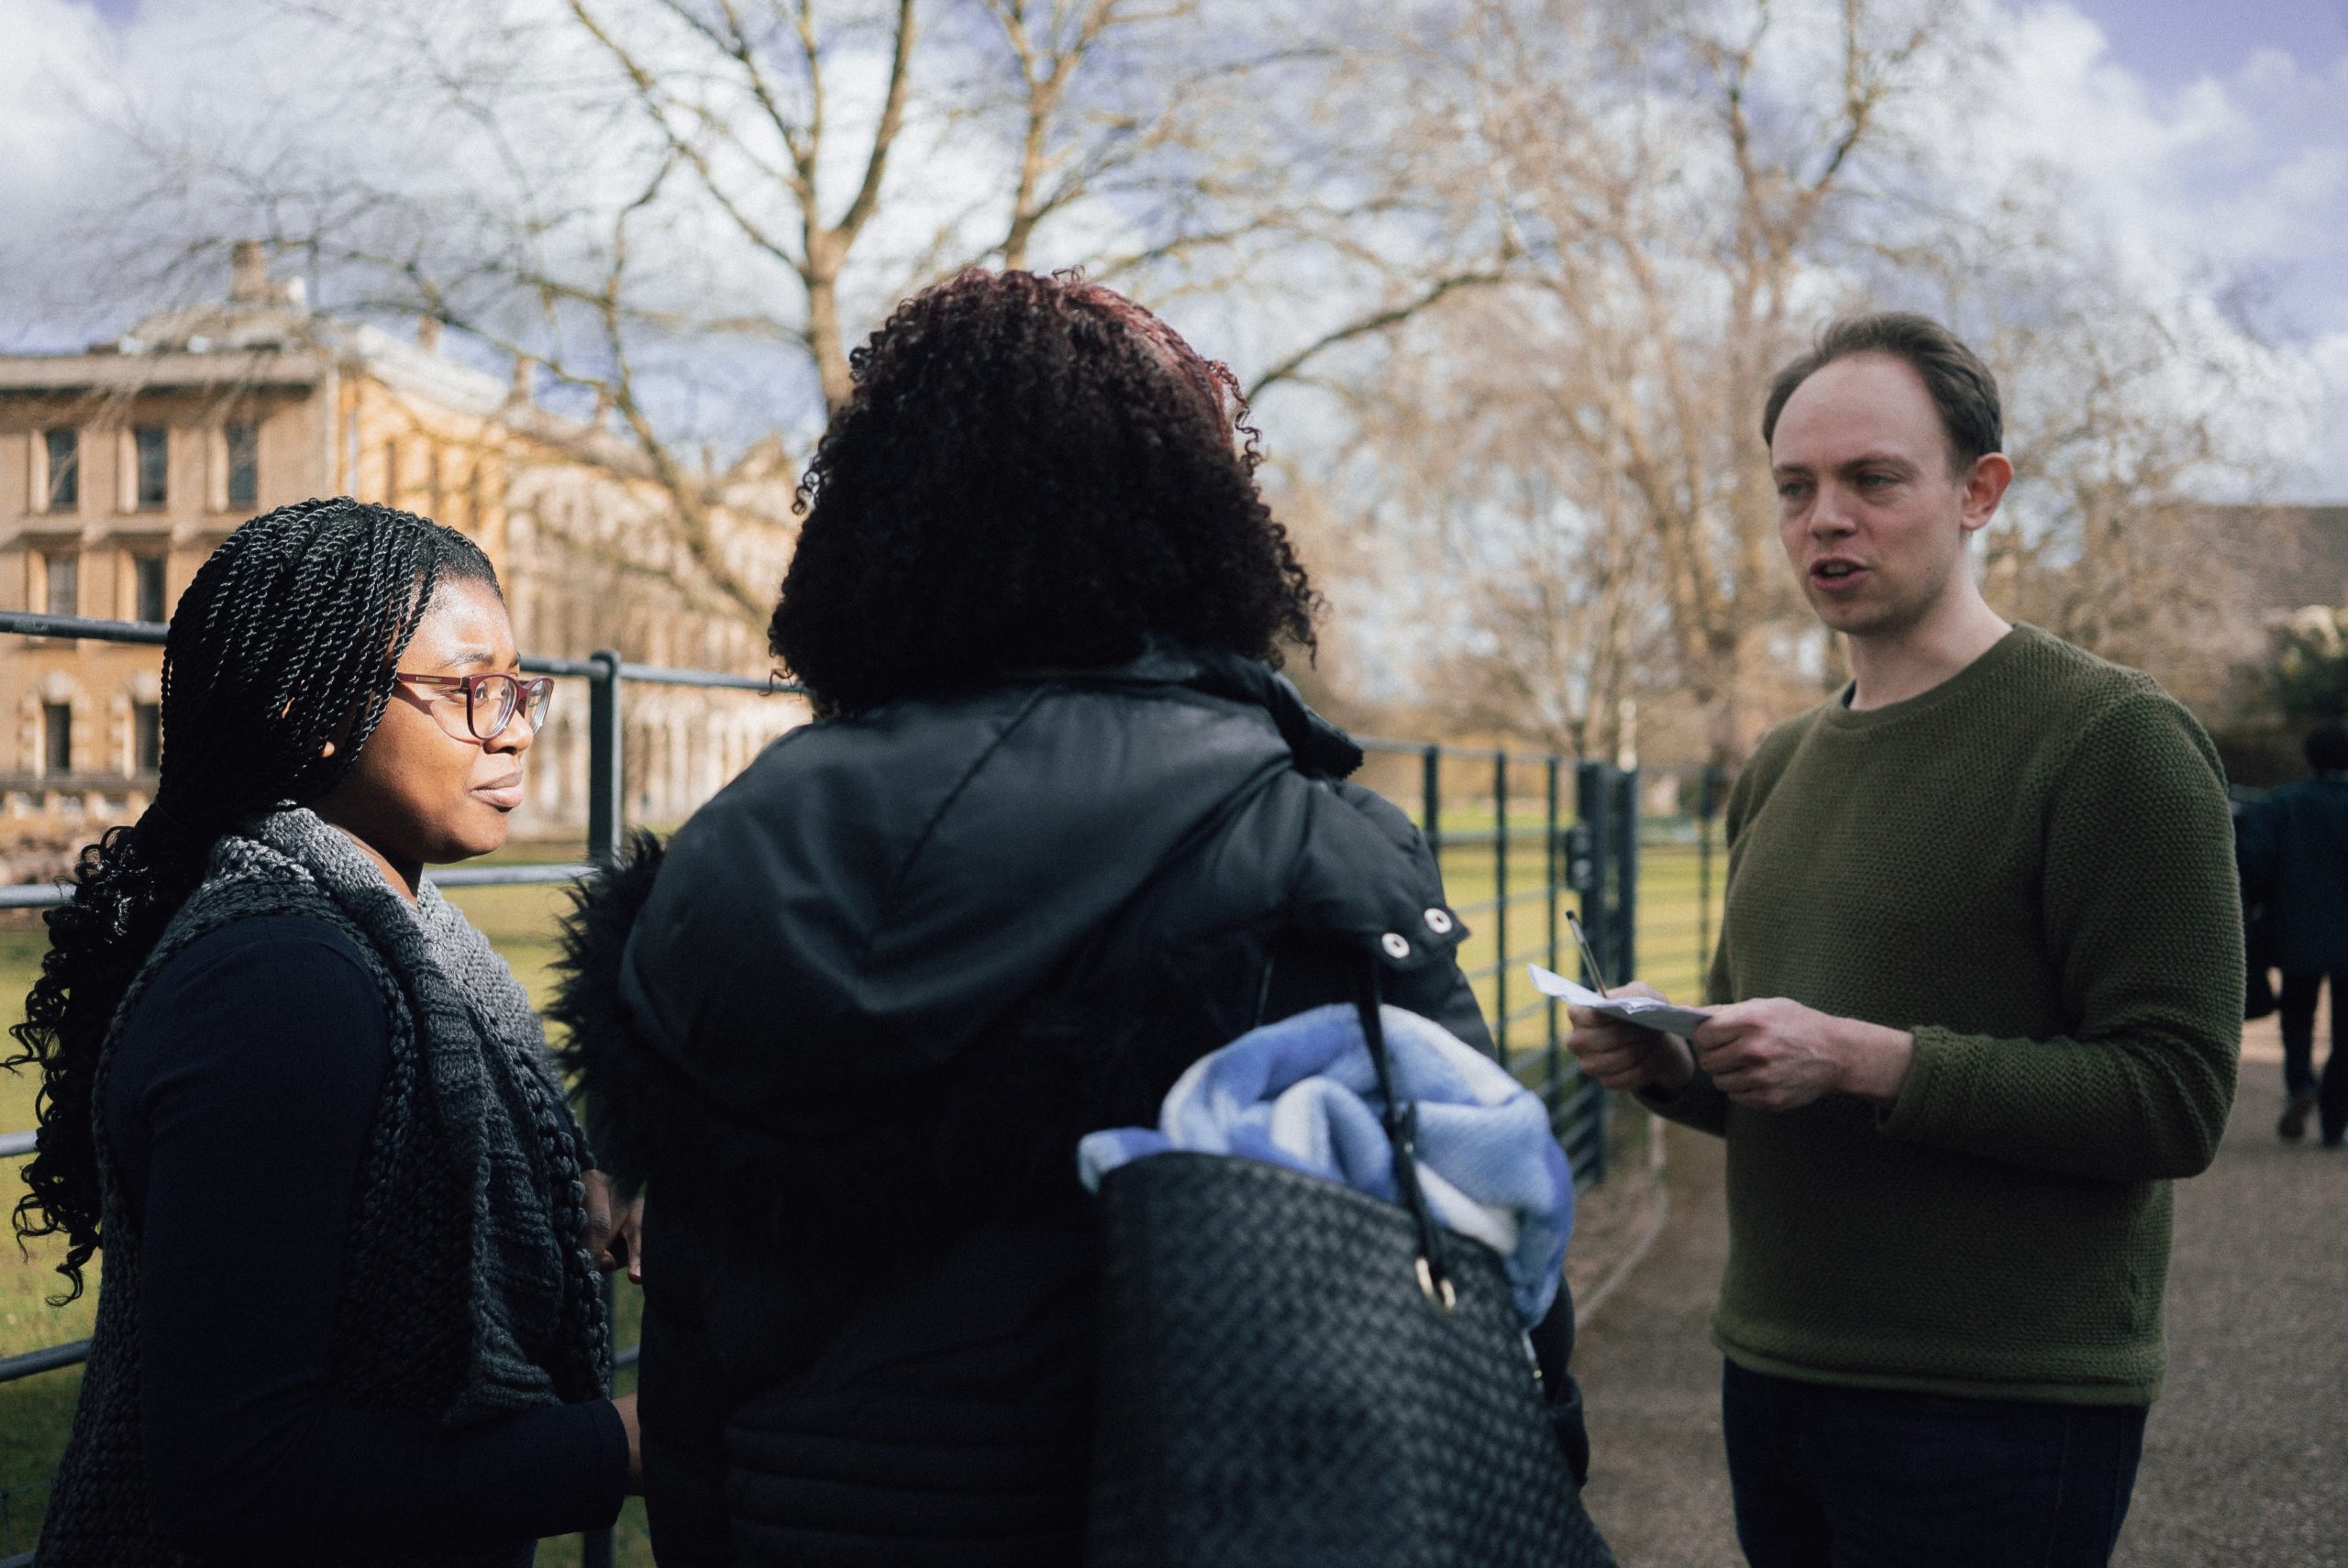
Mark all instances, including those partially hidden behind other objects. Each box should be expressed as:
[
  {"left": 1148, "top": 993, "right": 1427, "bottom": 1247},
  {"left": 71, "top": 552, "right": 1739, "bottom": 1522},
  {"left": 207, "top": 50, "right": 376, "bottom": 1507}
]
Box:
[
  {"left": 6, "top": 498, "right": 496, "bottom": 1299},
  {"left": 769, "top": 269, "right": 1319, "bottom": 712}
]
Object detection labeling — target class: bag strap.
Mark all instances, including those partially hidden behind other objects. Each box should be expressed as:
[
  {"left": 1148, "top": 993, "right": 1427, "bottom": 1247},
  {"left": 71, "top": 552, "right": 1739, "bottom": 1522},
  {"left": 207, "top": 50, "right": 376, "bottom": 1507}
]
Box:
[{"left": 1352, "top": 960, "right": 1456, "bottom": 1314}]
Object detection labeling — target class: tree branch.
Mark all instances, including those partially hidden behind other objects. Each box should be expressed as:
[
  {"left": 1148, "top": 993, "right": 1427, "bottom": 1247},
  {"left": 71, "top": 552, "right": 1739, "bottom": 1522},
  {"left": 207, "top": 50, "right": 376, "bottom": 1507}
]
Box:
[{"left": 1246, "top": 269, "right": 1510, "bottom": 401}]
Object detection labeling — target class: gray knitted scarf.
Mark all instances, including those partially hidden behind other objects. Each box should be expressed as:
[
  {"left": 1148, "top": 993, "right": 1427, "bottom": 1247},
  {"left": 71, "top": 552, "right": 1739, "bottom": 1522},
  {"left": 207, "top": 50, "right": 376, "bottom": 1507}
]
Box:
[{"left": 39, "top": 808, "right": 610, "bottom": 1567}]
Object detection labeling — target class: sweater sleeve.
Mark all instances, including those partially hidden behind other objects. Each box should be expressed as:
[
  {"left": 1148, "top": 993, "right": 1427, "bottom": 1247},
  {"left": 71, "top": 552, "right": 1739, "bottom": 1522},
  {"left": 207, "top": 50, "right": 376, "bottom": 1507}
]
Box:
[
  {"left": 116, "top": 918, "right": 628, "bottom": 1560},
  {"left": 1877, "top": 690, "right": 2243, "bottom": 1181}
]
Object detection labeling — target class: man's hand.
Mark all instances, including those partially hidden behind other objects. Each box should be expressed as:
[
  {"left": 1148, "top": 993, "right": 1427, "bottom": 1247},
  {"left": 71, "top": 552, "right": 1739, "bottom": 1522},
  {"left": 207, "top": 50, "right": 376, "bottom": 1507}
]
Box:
[
  {"left": 1567, "top": 982, "right": 1698, "bottom": 1094},
  {"left": 1690, "top": 998, "right": 1915, "bottom": 1112}
]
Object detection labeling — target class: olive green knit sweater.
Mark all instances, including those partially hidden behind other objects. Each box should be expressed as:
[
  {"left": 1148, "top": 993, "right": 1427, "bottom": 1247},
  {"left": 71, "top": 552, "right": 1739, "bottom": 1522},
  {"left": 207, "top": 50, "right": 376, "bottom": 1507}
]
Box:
[{"left": 1652, "top": 624, "right": 2241, "bottom": 1406}]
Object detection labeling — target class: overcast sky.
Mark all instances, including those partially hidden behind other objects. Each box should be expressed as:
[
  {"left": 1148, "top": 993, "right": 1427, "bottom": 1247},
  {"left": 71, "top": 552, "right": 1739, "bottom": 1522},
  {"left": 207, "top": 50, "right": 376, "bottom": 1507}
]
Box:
[
  {"left": 10, "top": 0, "right": 2348, "bottom": 498},
  {"left": 2055, "top": 0, "right": 2348, "bottom": 496},
  {"left": 2061, "top": 0, "right": 2348, "bottom": 338}
]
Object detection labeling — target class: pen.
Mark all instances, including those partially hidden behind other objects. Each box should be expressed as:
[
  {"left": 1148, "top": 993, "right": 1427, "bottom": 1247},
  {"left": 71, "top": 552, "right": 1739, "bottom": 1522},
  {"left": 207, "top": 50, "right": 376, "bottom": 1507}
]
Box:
[{"left": 1566, "top": 910, "right": 1612, "bottom": 994}]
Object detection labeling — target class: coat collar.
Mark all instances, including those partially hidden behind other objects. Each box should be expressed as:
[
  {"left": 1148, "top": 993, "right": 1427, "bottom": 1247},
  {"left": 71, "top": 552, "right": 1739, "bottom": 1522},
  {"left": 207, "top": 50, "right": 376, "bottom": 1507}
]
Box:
[{"left": 1003, "top": 643, "right": 1363, "bottom": 780}]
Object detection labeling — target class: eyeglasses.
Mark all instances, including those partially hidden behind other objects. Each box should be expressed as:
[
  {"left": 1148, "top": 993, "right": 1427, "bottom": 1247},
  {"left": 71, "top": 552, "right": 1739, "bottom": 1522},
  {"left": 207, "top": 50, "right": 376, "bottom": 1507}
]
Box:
[{"left": 394, "top": 671, "right": 554, "bottom": 741}]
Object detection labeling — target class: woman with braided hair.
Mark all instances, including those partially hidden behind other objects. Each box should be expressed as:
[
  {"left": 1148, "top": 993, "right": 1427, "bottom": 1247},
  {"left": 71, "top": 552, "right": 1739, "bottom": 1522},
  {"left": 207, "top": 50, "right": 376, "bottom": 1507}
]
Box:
[{"left": 9, "top": 498, "right": 637, "bottom": 1565}]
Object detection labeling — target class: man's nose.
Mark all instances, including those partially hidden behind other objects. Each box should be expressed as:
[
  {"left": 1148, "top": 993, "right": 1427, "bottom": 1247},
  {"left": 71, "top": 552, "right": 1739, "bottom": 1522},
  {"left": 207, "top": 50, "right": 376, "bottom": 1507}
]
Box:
[{"left": 1808, "top": 484, "right": 1859, "bottom": 536}]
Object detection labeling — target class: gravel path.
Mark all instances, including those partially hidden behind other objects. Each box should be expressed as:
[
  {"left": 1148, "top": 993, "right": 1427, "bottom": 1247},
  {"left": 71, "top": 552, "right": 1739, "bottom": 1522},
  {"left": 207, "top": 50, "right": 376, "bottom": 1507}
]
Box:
[
  {"left": 2121, "top": 1034, "right": 2348, "bottom": 1567},
  {"left": 1570, "top": 1030, "right": 2348, "bottom": 1567},
  {"left": 1573, "top": 1117, "right": 1741, "bottom": 1567}
]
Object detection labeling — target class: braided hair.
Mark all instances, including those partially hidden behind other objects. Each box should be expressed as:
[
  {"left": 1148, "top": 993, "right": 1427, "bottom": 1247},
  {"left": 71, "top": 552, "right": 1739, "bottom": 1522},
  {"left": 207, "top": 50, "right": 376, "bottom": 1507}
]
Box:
[
  {"left": 770, "top": 269, "right": 1320, "bottom": 714},
  {"left": 6, "top": 498, "right": 498, "bottom": 1298}
]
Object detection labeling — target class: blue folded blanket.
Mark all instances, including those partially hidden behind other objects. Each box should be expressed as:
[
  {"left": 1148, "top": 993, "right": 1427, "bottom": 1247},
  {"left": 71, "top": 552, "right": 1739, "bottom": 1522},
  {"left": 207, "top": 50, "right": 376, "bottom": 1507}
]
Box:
[{"left": 1077, "top": 1002, "right": 1573, "bottom": 1325}]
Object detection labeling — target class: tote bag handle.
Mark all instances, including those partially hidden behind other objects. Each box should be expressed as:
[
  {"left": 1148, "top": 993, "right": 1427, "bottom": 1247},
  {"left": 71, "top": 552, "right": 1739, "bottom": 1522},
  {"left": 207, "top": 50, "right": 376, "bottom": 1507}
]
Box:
[{"left": 1351, "top": 961, "right": 1456, "bottom": 1314}]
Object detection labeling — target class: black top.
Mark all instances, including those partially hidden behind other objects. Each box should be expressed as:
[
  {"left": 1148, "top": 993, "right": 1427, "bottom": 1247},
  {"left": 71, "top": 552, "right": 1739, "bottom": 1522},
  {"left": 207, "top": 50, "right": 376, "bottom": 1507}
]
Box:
[
  {"left": 2240, "top": 775, "right": 2348, "bottom": 975},
  {"left": 572, "top": 648, "right": 1588, "bottom": 1566},
  {"left": 105, "top": 914, "right": 626, "bottom": 1565}
]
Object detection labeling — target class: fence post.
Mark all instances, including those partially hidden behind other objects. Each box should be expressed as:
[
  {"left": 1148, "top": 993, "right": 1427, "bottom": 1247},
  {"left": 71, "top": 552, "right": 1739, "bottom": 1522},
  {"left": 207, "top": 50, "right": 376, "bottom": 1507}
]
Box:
[
  {"left": 582, "top": 648, "right": 624, "bottom": 1568},
  {"left": 1573, "top": 760, "right": 1611, "bottom": 984},
  {"left": 1492, "top": 752, "right": 1509, "bottom": 1059},
  {"left": 1612, "top": 766, "right": 1640, "bottom": 983},
  {"left": 1420, "top": 745, "right": 1442, "bottom": 859},
  {"left": 1698, "top": 764, "right": 1722, "bottom": 978},
  {"left": 587, "top": 649, "right": 624, "bottom": 864},
  {"left": 1572, "top": 761, "right": 1616, "bottom": 1185},
  {"left": 1545, "top": 755, "right": 1562, "bottom": 1108}
]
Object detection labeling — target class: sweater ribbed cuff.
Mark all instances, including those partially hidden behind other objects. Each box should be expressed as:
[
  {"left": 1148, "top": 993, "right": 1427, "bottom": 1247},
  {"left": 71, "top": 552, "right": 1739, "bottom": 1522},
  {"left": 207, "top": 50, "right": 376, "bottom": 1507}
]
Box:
[{"left": 1878, "top": 1025, "right": 1969, "bottom": 1143}]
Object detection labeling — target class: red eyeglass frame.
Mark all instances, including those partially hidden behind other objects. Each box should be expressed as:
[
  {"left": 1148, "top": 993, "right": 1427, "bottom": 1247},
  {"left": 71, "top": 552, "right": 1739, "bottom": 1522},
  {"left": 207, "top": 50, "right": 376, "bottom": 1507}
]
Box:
[{"left": 393, "top": 671, "right": 555, "bottom": 741}]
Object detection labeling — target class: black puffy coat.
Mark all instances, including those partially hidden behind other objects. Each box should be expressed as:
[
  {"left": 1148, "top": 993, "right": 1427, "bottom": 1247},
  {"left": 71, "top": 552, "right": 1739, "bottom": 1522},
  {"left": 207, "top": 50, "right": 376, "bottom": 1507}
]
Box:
[{"left": 558, "top": 648, "right": 1588, "bottom": 1566}]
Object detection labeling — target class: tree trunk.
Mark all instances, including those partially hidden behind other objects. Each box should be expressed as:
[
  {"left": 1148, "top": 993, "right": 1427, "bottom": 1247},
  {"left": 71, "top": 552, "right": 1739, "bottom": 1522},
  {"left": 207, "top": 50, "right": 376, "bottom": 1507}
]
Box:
[{"left": 805, "top": 254, "right": 852, "bottom": 414}]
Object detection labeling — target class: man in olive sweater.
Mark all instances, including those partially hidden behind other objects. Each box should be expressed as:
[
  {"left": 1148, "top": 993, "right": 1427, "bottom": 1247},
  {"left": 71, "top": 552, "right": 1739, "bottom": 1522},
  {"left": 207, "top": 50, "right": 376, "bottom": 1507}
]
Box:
[{"left": 1569, "top": 314, "right": 2241, "bottom": 1568}]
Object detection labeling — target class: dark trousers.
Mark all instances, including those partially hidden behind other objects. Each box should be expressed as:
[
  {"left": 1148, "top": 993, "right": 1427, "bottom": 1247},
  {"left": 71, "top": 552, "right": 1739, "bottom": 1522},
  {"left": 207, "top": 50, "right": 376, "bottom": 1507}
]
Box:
[
  {"left": 1722, "top": 1360, "right": 2146, "bottom": 1568},
  {"left": 2276, "top": 971, "right": 2348, "bottom": 1141}
]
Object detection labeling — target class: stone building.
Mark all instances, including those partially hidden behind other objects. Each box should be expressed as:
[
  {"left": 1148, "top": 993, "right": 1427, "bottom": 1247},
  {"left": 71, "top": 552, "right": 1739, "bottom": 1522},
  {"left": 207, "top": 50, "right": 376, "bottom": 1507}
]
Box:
[{"left": 0, "top": 244, "right": 802, "bottom": 851}]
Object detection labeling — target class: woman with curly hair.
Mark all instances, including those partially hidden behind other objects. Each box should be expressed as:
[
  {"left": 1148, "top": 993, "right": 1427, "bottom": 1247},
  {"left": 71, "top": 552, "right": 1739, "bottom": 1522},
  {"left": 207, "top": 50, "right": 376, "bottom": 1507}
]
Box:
[
  {"left": 557, "top": 269, "right": 1592, "bottom": 1566},
  {"left": 12, "top": 499, "right": 636, "bottom": 1565}
]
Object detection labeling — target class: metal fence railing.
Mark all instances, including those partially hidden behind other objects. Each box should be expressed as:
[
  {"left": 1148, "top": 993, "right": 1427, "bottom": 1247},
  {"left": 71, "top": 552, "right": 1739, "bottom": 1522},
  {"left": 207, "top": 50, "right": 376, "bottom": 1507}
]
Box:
[
  {"left": 1348, "top": 741, "right": 1643, "bottom": 1187},
  {"left": 0, "top": 607, "right": 1666, "bottom": 1567}
]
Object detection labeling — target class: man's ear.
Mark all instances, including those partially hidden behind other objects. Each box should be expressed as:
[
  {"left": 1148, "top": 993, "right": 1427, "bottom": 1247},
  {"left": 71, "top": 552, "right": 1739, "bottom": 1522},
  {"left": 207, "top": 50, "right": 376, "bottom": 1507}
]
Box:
[{"left": 1959, "top": 452, "right": 2013, "bottom": 535}]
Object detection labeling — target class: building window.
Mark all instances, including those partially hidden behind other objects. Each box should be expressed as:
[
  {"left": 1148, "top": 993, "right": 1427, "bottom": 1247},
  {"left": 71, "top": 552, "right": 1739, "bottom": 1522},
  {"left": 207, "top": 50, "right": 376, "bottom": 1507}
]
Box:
[
  {"left": 133, "top": 701, "right": 161, "bottom": 774},
  {"left": 134, "top": 425, "right": 168, "bottom": 510},
  {"left": 226, "top": 421, "right": 260, "bottom": 508},
  {"left": 45, "top": 552, "right": 79, "bottom": 617},
  {"left": 43, "top": 703, "right": 72, "bottom": 777},
  {"left": 43, "top": 429, "right": 79, "bottom": 511},
  {"left": 383, "top": 438, "right": 402, "bottom": 506},
  {"left": 134, "top": 556, "right": 167, "bottom": 624}
]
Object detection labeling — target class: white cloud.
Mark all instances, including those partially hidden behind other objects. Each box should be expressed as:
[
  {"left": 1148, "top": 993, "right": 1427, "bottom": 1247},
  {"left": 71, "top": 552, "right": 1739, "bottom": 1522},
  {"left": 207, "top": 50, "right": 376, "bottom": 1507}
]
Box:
[
  {"left": 0, "top": 0, "right": 119, "bottom": 176},
  {"left": 0, "top": 0, "right": 303, "bottom": 344},
  {"left": 1905, "top": 2, "right": 2348, "bottom": 497},
  {"left": 2012, "top": 6, "right": 2346, "bottom": 315},
  {"left": 7, "top": 0, "right": 2347, "bottom": 497},
  {"left": 2307, "top": 333, "right": 2348, "bottom": 497},
  {"left": 0, "top": 0, "right": 124, "bottom": 285}
]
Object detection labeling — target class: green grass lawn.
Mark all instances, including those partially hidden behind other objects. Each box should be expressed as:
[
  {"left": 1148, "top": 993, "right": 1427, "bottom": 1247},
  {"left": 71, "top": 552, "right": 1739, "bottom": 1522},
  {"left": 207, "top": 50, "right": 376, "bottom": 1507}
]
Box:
[
  {"left": 2, "top": 923, "right": 96, "bottom": 1551},
  {"left": 0, "top": 823, "right": 1722, "bottom": 1562},
  {"left": 1429, "top": 812, "right": 1725, "bottom": 1028}
]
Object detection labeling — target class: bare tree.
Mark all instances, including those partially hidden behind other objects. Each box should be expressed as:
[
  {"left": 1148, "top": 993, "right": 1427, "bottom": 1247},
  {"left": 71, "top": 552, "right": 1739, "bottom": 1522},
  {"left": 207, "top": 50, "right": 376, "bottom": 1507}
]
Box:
[
  {"left": 81, "top": 0, "right": 1510, "bottom": 635},
  {"left": 1336, "top": 288, "right": 1663, "bottom": 758},
  {"left": 1345, "top": 0, "right": 2282, "bottom": 765},
  {"left": 1982, "top": 311, "right": 2262, "bottom": 710},
  {"left": 1877, "top": 161, "right": 2294, "bottom": 713},
  {"left": 51, "top": 0, "right": 2286, "bottom": 741},
  {"left": 1324, "top": 0, "right": 1954, "bottom": 762}
]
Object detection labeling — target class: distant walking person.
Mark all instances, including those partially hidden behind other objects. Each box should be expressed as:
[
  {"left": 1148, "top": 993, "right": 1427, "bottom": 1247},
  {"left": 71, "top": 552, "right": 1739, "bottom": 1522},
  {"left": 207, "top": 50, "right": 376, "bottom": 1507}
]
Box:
[
  {"left": 1567, "top": 314, "right": 2242, "bottom": 1568},
  {"left": 2237, "top": 723, "right": 2348, "bottom": 1144},
  {"left": 11, "top": 500, "right": 637, "bottom": 1566}
]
